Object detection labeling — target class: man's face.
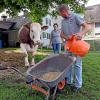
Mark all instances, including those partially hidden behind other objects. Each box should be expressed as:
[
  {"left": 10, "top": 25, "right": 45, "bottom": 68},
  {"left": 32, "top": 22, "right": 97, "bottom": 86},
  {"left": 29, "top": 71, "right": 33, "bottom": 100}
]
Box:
[{"left": 59, "top": 9, "right": 69, "bottom": 18}]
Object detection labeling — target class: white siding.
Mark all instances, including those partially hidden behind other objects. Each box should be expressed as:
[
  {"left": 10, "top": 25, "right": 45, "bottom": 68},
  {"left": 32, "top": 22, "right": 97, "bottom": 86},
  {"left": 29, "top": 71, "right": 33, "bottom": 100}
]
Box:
[{"left": 42, "top": 15, "right": 53, "bottom": 47}]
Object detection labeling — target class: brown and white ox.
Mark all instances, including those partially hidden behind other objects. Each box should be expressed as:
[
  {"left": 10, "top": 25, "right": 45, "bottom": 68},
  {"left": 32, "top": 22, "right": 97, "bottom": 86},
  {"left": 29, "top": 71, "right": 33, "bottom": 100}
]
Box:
[{"left": 18, "top": 22, "right": 47, "bottom": 67}]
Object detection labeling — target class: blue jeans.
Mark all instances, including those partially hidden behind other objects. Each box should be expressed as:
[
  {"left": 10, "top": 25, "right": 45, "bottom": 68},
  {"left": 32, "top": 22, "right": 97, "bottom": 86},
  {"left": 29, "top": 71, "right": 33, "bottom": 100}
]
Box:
[
  {"left": 52, "top": 43, "right": 61, "bottom": 54},
  {"left": 66, "top": 51, "right": 82, "bottom": 88}
]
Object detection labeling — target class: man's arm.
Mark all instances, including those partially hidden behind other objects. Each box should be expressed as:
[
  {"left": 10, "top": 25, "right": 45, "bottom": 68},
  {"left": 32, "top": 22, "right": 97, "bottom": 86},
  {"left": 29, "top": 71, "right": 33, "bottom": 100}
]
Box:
[
  {"left": 77, "top": 22, "right": 91, "bottom": 39},
  {"left": 61, "top": 31, "right": 69, "bottom": 41}
]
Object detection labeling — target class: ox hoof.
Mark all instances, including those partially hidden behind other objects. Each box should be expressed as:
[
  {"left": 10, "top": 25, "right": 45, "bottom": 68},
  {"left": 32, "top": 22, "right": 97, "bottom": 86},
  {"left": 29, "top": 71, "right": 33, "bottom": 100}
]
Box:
[
  {"left": 30, "top": 64, "right": 35, "bottom": 67},
  {"left": 25, "top": 64, "right": 30, "bottom": 68}
]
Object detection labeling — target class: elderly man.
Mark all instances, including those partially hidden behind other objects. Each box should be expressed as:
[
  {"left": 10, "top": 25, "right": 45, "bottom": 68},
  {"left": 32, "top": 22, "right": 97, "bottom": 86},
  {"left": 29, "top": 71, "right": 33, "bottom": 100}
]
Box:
[{"left": 58, "top": 4, "right": 91, "bottom": 92}]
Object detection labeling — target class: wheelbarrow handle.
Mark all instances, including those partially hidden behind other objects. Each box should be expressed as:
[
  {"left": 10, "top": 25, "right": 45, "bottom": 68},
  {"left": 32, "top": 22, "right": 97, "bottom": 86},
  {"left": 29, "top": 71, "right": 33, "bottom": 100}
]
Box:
[
  {"left": 0, "top": 67, "right": 8, "bottom": 70},
  {"left": 0, "top": 64, "right": 9, "bottom": 70},
  {"left": 0, "top": 64, "right": 25, "bottom": 77},
  {"left": 11, "top": 66, "right": 25, "bottom": 77}
]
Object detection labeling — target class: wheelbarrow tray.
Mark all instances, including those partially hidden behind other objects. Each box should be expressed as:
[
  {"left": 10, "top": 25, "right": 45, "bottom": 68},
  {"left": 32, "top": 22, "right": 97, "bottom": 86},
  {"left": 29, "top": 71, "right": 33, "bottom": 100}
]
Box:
[{"left": 26, "top": 54, "right": 76, "bottom": 88}]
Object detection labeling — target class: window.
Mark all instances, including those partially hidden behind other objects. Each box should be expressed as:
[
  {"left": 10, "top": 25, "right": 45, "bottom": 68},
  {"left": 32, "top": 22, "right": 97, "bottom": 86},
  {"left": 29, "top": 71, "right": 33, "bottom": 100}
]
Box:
[
  {"left": 42, "top": 32, "right": 51, "bottom": 39},
  {"left": 95, "top": 33, "right": 100, "bottom": 35},
  {"left": 42, "top": 32, "right": 47, "bottom": 38},
  {"left": 49, "top": 19, "right": 51, "bottom": 26},
  {"left": 47, "top": 33, "right": 51, "bottom": 39},
  {"left": 46, "top": 18, "right": 48, "bottom": 25},
  {"left": 95, "top": 23, "right": 100, "bottom": 28}
]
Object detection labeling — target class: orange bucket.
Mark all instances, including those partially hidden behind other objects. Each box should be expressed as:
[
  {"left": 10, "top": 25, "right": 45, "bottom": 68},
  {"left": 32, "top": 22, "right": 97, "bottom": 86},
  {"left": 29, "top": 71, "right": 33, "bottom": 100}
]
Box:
[{"left": 65, "top": 35, "right": 90, "bottom": 57}]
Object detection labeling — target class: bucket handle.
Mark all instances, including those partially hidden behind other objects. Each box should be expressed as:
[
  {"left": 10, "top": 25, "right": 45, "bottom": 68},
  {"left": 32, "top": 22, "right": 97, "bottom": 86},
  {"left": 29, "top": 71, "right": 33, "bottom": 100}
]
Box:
[{"left": 71, "top": 35, "right": 77, "bottom": 41}]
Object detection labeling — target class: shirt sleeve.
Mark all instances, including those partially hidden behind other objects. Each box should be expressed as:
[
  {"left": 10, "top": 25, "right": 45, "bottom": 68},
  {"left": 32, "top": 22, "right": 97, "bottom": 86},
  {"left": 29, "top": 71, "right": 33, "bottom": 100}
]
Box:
[{"left": 75, "top": 14, "right": 85, "bottom": 26}]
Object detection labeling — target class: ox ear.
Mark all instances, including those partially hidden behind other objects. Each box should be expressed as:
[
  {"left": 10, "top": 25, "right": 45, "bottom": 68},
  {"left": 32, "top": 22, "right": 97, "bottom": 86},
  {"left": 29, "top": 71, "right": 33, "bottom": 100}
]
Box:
[{"left": 41, "top": 25, "right": 48, "bottom": 30}]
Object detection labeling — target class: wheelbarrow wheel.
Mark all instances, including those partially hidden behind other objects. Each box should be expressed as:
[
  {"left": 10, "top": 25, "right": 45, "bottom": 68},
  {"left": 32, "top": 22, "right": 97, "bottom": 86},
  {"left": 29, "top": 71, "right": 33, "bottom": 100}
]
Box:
[
  {"left": 50, "top": 79, "right": 66, "bottom": 95},
  {"left": 57, "top": 79, "right": 66, "bottom": 90}
]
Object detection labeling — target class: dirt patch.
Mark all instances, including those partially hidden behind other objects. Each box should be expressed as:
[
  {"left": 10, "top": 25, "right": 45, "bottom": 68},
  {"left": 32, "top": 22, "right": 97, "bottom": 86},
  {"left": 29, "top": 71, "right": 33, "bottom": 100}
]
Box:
[
  {"left": 0, "top": 51, "right": 25, "bottom": 67},
  {"left": 13, "top": 78, "right": 25, "bottom": 83},
  {"left": 0, "top": 51, "right": 27, "bottom": 81}
]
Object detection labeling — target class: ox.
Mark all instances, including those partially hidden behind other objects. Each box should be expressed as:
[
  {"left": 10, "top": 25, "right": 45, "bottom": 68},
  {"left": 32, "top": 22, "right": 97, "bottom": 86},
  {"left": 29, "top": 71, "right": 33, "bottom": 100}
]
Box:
[{"left": 18, "top": 22, "right": 47, "bottom": 67}]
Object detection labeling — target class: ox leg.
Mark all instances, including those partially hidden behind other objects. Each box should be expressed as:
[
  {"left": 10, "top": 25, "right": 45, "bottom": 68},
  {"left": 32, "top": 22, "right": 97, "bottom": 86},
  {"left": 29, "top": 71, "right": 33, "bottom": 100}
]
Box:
[
  {"left": 30, "top": 45, "right": 38, "bottom": 66},
  {"left": 25, "top": 54, "right": 30, "bottom": 67},
  {"left": 20, "top": 43, "right": 30, "bottom": 67},
  {"left": 31, "top": 57, "right": 35, "bottom": 66},
  {"left": 30, "top": 52, "right": 36, "bottom": 66}
]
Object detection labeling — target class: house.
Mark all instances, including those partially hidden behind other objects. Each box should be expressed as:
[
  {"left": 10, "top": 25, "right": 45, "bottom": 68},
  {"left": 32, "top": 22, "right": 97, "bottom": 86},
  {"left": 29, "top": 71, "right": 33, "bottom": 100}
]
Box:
[
  {"left": 0, "top": 15, "right": 17, "bottom": 47},
  {"left": 0, "top": 10, "right": 32, "bottom": 48},
  {"left": 41, "top": 15, "right": 53, "bottom": 47},
  {"left": 41, "top": 15, "right": 63, "bottom": 47},
  {"left": 0, "top": 9, "right": 63, "bottom": 48},
  {"left": 0, "top": 13, "right": 54, "bottom": 47},
  {"left": 84, "top": 4, "right": 100, "bottom": 40},
  {"left": 52, "top": 16, "right": 63, "bottom": 29}
]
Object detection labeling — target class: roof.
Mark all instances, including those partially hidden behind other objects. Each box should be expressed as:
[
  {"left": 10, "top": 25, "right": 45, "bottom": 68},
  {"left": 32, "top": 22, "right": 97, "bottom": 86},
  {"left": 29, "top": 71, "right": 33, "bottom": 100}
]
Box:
[
  {"left": 84, "top": 4, "right": 100, "bottom": 23},
  {"left": 8, "top": 16, "right": 32, "bottom": 29},
  {"left": 0, "top": 21, "right": 16, "bottom": 30}
]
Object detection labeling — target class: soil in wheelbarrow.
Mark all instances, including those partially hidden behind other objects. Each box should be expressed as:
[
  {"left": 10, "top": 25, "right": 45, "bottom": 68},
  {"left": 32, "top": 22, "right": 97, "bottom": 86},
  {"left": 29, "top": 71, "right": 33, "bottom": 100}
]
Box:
[{"left": 40, "top": 72, "right": 61, "bottom": 81}]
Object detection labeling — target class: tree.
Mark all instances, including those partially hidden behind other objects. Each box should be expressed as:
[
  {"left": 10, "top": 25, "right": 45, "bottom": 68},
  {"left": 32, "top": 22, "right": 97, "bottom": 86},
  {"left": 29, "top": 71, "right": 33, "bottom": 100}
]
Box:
[{"left": 0, "top": 0, "right": 88, "bottom": 22}]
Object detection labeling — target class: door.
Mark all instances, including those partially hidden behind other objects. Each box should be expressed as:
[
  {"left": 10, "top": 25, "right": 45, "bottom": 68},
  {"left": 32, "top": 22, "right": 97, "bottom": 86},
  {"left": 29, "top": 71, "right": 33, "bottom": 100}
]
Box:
[{"left": 2, "top": 32, "right": 8, "bottom": 47}]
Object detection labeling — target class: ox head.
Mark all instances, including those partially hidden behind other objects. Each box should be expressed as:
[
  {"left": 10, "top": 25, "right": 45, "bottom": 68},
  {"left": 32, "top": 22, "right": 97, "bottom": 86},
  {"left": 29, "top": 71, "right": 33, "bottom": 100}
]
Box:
[{"left": 30, "top": 23, "right": 48, "bottom": 45}]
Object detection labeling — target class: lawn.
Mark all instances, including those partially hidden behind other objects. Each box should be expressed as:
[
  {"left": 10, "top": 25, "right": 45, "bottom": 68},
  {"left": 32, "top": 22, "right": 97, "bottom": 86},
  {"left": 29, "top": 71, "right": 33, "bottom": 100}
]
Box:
[{"left": 0, "top": 48, "right": 100, "bottom": 100}]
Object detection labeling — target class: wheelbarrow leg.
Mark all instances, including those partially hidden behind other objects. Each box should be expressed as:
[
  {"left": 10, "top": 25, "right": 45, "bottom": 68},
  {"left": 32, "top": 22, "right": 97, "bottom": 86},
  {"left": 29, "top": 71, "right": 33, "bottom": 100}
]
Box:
[
  {"left": 28, "top": 83, "right": 37, "bottom": 96},
  {"left": 52, "top": 85, "right": 57, "bottom": 100},
  {"left": 29, "top": 83, "right": 34, "bottom": 95},
  {"left": 45, "top": 88, "right": 50, "bottom": 100}
]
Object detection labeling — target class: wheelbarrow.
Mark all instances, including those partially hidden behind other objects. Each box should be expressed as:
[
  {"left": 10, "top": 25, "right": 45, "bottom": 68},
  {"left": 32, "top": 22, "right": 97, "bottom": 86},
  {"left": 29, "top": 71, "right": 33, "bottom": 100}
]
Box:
[{"left": 0, "top": 53, "right": 76, "bottom": 100}]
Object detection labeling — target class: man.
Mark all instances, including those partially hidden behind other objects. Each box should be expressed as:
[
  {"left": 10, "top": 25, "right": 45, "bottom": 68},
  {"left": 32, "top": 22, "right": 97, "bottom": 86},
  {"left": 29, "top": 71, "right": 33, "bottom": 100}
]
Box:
[{"left": 58, "top": 4, "right": 91, "bottom": 91}]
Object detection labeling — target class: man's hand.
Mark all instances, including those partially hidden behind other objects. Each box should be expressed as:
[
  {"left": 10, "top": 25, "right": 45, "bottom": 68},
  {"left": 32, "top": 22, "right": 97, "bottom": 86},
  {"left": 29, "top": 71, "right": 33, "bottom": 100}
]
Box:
[
  {"left": 76, "top": 22, "right": 91, "bottom": 40},
  {"left": 61, "top": 32, "right": 71, "bottom": 41},
  {"left": 76, "top": 32, "right": 83, "bottom": 40}
]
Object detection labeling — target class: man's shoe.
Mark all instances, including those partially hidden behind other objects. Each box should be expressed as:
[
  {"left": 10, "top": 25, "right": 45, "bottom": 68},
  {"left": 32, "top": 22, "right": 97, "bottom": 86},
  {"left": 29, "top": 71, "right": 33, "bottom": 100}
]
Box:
[
  {"left": 65, "top": 83, "right": 74, "bottom": 93},
  {"left": 56, "top": 88, "right": 64, "bottom": 94},
  {"left": 65, "top": 83, "right": 74, "bottom": 89},
  {"left": 71, "top": 86, "right": 81, "bottom": 92}
]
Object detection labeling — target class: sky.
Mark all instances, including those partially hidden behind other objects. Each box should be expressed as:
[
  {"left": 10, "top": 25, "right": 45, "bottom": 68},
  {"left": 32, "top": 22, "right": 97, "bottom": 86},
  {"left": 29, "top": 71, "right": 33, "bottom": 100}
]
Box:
[{"left": 86, "top": 0, "right": 100, "bottom": 7}]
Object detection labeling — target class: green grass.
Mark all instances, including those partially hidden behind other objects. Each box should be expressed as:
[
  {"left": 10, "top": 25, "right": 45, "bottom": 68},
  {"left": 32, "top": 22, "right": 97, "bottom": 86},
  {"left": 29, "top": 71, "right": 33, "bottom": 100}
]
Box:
[{"left": 0, "top": 50, "right": 100, "bottom": 100}]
